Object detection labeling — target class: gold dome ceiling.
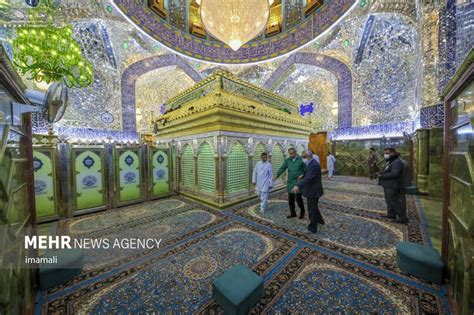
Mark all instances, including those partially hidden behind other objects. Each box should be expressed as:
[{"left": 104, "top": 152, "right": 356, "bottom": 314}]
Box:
[{"left": 113, "top": 0, "right": 357, "bottom": 64}]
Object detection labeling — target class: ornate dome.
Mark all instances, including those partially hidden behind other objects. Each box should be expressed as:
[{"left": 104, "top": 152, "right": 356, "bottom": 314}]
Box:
[{"left": 113, "top": 0, "right": 357, "bottom": 64}]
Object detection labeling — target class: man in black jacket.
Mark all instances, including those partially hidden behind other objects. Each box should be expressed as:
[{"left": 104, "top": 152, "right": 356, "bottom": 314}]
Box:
[
  {"left": 291, "top": 149, "right": 325, "bottom": 233},
  {"left": 378, "top": 148, "right": 409, "bottom": 224}
]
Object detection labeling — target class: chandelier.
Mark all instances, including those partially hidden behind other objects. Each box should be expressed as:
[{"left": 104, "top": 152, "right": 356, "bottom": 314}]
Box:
[{"left": 199, "top": 0, "right": 273, "bottom": 51}]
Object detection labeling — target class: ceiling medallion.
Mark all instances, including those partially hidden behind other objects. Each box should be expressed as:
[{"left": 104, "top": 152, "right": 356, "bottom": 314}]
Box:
[{"left": 200, "top": 0, "right": 272, "bottom": 51}]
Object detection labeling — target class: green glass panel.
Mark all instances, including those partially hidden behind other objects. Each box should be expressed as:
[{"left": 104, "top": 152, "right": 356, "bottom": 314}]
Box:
[
  {"left": 151, "top": 150, "right": 169, "bottom": 196},
  {"left": 118, "top": 150, "right": 141, "bottom": 202},
  {"left": 198, "top": 143, "right": 215, "bottom": 193},
  {"left": 253, "top": 143, "right": 267, "bottom": 169},
  {"left": 182, "top": 145, "right": 195, "bottom": 190},
  {"left": 33, "top": 150, "right": 56, "bottom": 218},
  {"left": 75, "top": 150, "right": 104, "bottom": 210},
  {"left": 173, "top": 148, "right": 178, "bottom": 189},
  {"left": 272, "top": 144, "right": 285, "bottom": 177},
  {"left": 227, "top": 142, "right": 249, "bottom": 193}
]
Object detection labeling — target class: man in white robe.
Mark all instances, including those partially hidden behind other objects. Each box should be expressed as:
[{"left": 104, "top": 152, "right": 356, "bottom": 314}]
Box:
[
  {"left": 252, "top": 152, "right": 273, "bottom": 213},
  {"left": 327, "top": 152, "right": 336, "bottom": 178}
]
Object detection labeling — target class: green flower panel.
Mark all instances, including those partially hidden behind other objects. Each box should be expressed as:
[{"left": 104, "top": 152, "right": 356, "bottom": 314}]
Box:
[
  {"left": 198, "top": 143, "right": 216, "bottom": 193},
  {"left": 172, "top": 147, "right": 178, "bottom": 190},
  {"left": 33, "top": 150, "right": 56, "bottom": 219},
  {"left": 253, "top": 143, "right": 267, "bottom": 169},
  {"left": 227, "top": 142, "right": 249, "bottom": 194},
  {"left": 182, "top": 145, "right": 195, "bottom": 190},
  {"left": 272, "top": 144, "right": 285, "bottom": 178}
]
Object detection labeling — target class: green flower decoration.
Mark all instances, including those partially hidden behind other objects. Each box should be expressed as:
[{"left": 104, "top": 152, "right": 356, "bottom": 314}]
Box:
[{"left": 12, "top": 25, "right": 94, "bottom": 88}]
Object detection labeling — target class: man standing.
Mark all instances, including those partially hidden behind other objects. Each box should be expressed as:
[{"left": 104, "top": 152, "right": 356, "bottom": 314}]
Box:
[
  {"left": 378, "top": 148, "right": 409, "bottom": 224},
  {"left": 368, "top": 147, "right": 377, "bottom": 180},
  {"left": 327, "top": 152, "right": 336, "bottom": 178},
  {"left": 252, "top": 152, "right": 273, "bottom": 213},
  {"left": 274, "top": 148, "right": 306, "bottom": 219},
  {"left": 313, "top": 154, "right": 320, "bottom": 164},
  {"left": 292, "top": 149, "right": 325, "bottom": 233}
]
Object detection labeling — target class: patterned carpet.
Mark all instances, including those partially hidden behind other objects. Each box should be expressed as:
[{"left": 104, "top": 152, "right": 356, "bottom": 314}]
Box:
[{"left": 38, "top": 177, "right": 449, "bottom": 314}]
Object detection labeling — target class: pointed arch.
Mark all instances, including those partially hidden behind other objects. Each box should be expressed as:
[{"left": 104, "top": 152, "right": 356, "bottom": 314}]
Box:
[
  {"left": 263, "top": 52, "right": 352, "bottom": 128},
  {"left": 121, "top": 54, "right": 203, "bottom": 132}
]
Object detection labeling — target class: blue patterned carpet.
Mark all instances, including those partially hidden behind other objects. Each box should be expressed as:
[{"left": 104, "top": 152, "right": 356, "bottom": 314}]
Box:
[{"left": 39, "top": 177, "right": 449, "bottom": 314}]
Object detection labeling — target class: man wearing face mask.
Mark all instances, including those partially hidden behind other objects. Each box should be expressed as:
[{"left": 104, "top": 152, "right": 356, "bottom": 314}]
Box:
[
  {"left": 378, "top": 148, "right": 409, "bottom": 224},
  {"left": 291, "top": 149, "right": 325, "bottom": 233}
]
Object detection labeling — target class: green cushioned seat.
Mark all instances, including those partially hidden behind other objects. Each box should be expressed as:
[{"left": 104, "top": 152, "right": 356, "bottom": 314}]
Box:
[
  {"left": 405, "top": 186, "right": 417, "bottom": 195},
  {"left": 212, "top": 265, "right": 264, "bottom": 315},
  {"left": 396, "top": 242, "right": 443, "bottom": 284},
  {"left": 39, "top": 248, "right": 84, "bottom": 291}
]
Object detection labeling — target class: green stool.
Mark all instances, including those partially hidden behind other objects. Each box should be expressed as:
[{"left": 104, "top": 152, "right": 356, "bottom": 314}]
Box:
[
  {"left": 39, "top": 248, "right": 84, "bottom": 291},
  {"left": 405, "top": 186, "right": 417, "bottom": 195},
  {"left": 212, "top": 265, "right": 264, "bottom": 315},
  {"left": 396, "top": 242, "right": 443, "bottom": 284}
]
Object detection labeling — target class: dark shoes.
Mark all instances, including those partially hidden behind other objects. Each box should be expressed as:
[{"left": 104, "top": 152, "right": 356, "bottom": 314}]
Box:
[
  {"left": 307, "top": 224, "right": 318, "bottom": 233},
  {"left": 395, "top": 218, "right": 409, "bottom": 224},
  {"left": 287, "top": 214, "right": 297, "bottom": 218},
  {"left": 380, "top": 214, "right": 408, "bottom": 224},
  {"left": 299, "top": 213, "right": 305, "bottom": 219}
]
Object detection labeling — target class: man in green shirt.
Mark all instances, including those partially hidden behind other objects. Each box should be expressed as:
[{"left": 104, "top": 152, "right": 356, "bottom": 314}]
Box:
[{"left": 273, "top": 148, "right": 306, "bottom": 219}]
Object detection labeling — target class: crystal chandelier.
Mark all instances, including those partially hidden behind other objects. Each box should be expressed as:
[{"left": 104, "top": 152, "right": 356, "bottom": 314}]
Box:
[{"left": 199, "top": 0, "right": 272, "bottom": 51}]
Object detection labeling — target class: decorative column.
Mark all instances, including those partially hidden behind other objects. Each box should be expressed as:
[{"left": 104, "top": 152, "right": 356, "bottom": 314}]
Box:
[
  {"left": 220, "top": 156, "right": 228, "bottom": 204},
  {"left": 177, "top": 155, "right": 182, "bottom": 192},
  {"left": 417, "top": 129, "right": 430, "bottom": 194},
  {"left": 214, "top": 155, "right": 220, "bottom": 203},
  {"left": 248, "top": 154, "right": 253, "bottom": 196},
  {"left": 428, "top": 127, "right": 444, "bottom": 197},
  {"left": 194, "top": 154, "right": 199, "bottom": 194},
  {"left": 217, "top": 136, "right": 229, "bottom": 204}
]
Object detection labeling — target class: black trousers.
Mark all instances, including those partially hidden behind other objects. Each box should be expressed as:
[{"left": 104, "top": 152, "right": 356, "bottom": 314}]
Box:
[
  {"left": 383, "top": 187, "right": 408, "bottom": 220},
  {"left": 288, "top": 192, "right": 305, "bottom": 216},
  {"left": 307, "top": 197, "right": 324, "bottom": 228}
]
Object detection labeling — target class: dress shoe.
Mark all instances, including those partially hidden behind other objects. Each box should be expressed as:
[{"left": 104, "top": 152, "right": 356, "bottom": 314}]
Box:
[
  {"left": 287, "top": 214, "right": 297, "bottom": 218},
  {"left": 299, "top": 213, "right": 305, "bottom": 219},
  {"left": 307, "top": 224, "right": 318, "bottom": 233},
  {"left": 318, "top": 219, "right": 325, "bottom": 225},
  {"left": 395, "top": 218, "right": 409, "bottom": 224},
  {"left": 380, "top": 214, "right": 396, "bottom": 219}
]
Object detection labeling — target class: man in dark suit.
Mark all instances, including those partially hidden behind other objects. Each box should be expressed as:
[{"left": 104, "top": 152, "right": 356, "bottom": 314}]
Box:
[
  {"left": 378, "top": 147, "right": 409, "bottom": 224},
  {"left": 291, "top": 149, "right": 325, "bottom": 233}
]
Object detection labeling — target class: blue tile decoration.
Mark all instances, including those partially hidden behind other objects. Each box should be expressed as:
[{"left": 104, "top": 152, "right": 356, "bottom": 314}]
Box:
[
  {"left": 82, "top": 155, "right": 95, "bottom": 169},
  {"left": 420, "top": 103, "right": 445, "bottom": 128},
  {"left": 97, "top": 21, "right": 117, "bottom": 69},
  {"left": 329, "top": 121, "right": 416, "bottom": 140},
  {"left": 354, "top": 15, "right": 376, "bottom": 65},
  {"left": 299, "top": 102, "right": 315, "bottom": 117},
  {"left": 33, "top": 156, "right": 43, "bottom": 172},
  {"left": 455, "top": 1, "right": 474, "bottom": 68}
]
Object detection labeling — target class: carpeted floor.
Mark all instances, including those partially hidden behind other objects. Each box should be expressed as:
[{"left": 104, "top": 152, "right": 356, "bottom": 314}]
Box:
[{"left": 38, "top": 177, "right": 449, "bottom": 314}]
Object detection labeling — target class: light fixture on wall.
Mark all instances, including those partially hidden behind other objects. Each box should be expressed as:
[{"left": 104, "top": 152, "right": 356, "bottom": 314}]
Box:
[{"left": 199, "top": 0, "right": 271, "bottom": 51}]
